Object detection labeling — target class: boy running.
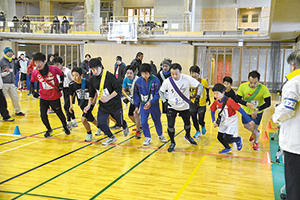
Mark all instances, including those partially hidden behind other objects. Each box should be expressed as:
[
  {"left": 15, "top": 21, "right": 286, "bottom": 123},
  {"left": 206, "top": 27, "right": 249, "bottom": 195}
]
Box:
[{"left": 223, "top": 76, "right": 237, "bottom": 102}]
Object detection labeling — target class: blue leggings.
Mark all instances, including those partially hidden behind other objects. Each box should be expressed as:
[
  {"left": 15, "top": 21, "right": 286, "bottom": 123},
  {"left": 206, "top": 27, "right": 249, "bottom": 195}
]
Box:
[{"left": 140, "top": 104, "right": 163, "bottom": 138}]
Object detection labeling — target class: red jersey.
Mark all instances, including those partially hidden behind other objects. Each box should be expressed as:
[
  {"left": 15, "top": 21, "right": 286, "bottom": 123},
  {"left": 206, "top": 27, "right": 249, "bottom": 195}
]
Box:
[
  {"left": 210, "top": 97, "right": 241, "bottom": 118},
  {"left": 31, "top": 65, "right": 63, "bottom": 100}
]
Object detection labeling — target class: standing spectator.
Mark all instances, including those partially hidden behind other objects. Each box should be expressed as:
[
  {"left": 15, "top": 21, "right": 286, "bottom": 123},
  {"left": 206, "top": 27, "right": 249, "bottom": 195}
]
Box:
[
  {"left": 80, "top": 54, "right": 91, "bottom": 79},
  {"left": 17, "top": 54, "right": 28, "bottom": 90},
  {"left": 236, "top": 70, "right": 271, "bottom": 150},
  {"left": 150, "top": 60, "right": 157, "bottom": 76},
  {"left": 272, "top": 50, "right": 300, "bottom": 200},
  {"left": 25, "top": 16, "right": 30, "bottom": 32},
  {"left": 114, "top": 56, "right": 126, "bottom": 86},
  {"left": 47, "top": 54, "right": 54, "bottom": 65},
  {"left": 30, "top": 53, "right": 71, "bottom": 138},
  {"left": 0, "top": 69, "right": 14, "bottom": 121},
  {"left": 51, "top": 16, "right": 60, "bottom": 34},
  {"left": 0, "top": 47, "right": 25, "bottom": 116},
  {"left": 12, "top": 16, "right": 19, "bottom": 32},
  {"left": 0, "top": 12, "right": 5, "bottom": 32},
  {"left": 130, "top": 52, "right": 143, "bottom": 76},
  {"left": 61, "top": 16, "right": 69, "bottom": 34}
]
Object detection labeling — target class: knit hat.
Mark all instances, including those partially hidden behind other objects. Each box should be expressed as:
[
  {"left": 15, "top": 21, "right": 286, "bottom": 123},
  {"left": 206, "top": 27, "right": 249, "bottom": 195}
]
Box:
[
  {"left": 3, "top": 47, "right": 13, "bottom": 54},
  {"left": 161, "top": 59, "right": 171, "bottom": 66}
]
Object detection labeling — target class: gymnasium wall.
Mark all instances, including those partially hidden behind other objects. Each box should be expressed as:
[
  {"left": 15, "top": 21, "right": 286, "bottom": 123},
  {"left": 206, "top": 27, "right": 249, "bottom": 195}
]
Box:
[{"left": 84, "top": 43, "right": 194, "bottom": 74}]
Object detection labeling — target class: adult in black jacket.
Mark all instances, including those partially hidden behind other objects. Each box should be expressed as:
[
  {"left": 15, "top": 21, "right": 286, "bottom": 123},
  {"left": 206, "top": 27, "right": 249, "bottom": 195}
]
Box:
[
  {"left": 130, "top": 52, "right": 143, "bottom": 76},
  {"left": 51, "top": 16, "right": 60, "bottom": 34},
  {"left": 84, "top": 58, "right": 128, "bottom": 146},
  {"left": 114, "top": 56, "right": 126, "bottom": 86},
  {"left": 0, "top": 12, "right": 5, "bottom": 32},
  {"left": 61, "top": 16, "right": 69, "bottom": 34},
  {"left": 80, "top": 54, "right": 91, "bottom": 79},
  {"left": 12, "top": 16, "right": 19, "bottom": 32},
  {"left": 157, "top": 58, "right": 172, "bottom": 113}
]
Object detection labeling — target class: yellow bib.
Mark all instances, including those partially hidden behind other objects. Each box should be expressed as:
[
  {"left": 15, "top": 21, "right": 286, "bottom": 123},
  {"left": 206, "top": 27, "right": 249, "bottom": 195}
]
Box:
[{"left": 98, "top": 69, "right": 107, "bottom": 99}]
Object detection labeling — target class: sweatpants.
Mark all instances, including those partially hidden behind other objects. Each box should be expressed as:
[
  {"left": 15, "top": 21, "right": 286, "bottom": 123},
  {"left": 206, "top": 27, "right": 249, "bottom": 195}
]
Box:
[
  {"left": 284, "top": 151, "right": 300, "bottom": 200},
  {"left": 40, "top": 98, "right": 67, "bottom": 130},
  {"left": 140, "top": 104, "right": 163, "bottom": 138},
  {"left": 167, "top": 109, "right": 191, "bottom": 144},
  {"left": 0, "top": 89, "right": 11, "bottom": 119},
  {"left": 2, "top": 83, "right": 21, "bottom": 113},
  {"left": 63, "top": 88, "right": 75, "bottom": 121},
  {"left": 97, "top": 108, "right": 127, "bottom": 138}
]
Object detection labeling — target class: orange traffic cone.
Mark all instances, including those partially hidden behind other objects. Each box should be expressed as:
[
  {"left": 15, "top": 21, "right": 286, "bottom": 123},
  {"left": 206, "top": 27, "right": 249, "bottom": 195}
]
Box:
[
  {"left": 262, "top": 131, "right": 269, "bottom": 140},
  {"left": 266, "top": 121, "right": 273, "bottom": 129},
  {"left": 261, "top": 151, "right": 272, "bottom": 164}
]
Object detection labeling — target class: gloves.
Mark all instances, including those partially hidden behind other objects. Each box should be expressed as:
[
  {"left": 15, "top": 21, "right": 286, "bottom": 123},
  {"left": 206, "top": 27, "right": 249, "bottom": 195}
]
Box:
[
  {"left": 206, "top": 97, "right": 211, "bottom": 105},
  {"left": 58, "top": 83, "right": 63, "bottom": 92},
  {"left": 32, "top": 91, "right": 40, "bottom": 98}
]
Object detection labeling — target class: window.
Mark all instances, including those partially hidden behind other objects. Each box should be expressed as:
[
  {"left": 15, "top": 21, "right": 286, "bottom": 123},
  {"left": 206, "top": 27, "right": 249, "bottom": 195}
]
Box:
[
  {"left": 242, "top": 15, "right": 248, "bottom": 23},
  {"left": 252, "top": 14, "right": 259, "bottom": 23},
  {"left": 126, "top": 8, "right": 154, "bottom": 24}
]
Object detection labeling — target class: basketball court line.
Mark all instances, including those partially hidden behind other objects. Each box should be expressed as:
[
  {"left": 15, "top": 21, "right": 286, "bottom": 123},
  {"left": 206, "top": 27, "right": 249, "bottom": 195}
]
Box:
[
  {"left": 0, "top": 125, "right": 135, "bottom": 186},
  {"left": 0, "top": 190, "right": 76, "bottom": 200}
]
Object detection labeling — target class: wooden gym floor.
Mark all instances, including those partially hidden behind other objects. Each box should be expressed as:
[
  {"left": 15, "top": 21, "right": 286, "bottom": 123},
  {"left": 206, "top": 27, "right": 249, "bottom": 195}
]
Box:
[{"left": 0, "top": 91, "right": 277, "bottom": 200}]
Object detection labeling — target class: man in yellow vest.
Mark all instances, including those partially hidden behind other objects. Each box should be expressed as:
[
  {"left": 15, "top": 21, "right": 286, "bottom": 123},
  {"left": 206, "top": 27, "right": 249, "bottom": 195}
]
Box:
[{"left": 272, "top": 49, "right": 300, "bottom": 200}]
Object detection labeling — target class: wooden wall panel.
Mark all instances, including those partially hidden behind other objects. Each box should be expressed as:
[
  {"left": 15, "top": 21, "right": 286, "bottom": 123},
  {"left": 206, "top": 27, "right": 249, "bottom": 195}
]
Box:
[{"left": 201, "top": 8, "right": 236, "bottom": 31}]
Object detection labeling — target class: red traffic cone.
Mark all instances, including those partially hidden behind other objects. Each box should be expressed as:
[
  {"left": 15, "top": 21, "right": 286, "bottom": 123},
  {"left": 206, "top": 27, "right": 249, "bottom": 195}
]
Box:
[
  {"left": 262, "top": 131, "right": 269, "bottom": 140},
  {"left": 266, "top": 121, "right": 273, "bottom": 129},
  {"left": 261, "top": 151, "right": 272, "bottom": 164}
]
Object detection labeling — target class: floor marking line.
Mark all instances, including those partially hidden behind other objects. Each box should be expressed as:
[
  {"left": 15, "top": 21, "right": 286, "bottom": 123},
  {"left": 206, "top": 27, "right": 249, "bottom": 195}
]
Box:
[
  {"left": 174, "top": 140, "right": 217, "bottom": 200},
  {"left": 89, "top": 129, "right": 184, "bottom": 200},
  {"left": 0, "top": 190, "right": 76, "bottom": 200},
  {"left": 0, "top": 125, "right": 133, "bottom": 186},
  {"left": 10, "top": 134, "right": 136, "bottom": 200}
]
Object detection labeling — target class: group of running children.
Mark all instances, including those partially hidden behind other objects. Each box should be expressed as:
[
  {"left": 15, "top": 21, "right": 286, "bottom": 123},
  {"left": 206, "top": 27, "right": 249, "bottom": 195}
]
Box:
[{"left": 29, "top": 52, "right": 270, "bottom": 153}]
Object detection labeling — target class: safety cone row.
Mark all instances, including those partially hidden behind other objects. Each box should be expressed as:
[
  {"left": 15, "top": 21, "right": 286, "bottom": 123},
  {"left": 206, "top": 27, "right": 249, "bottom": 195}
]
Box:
[
  {"left": 12, "top": 125, "right": 21, "bottom": 136},
  {"left": 262, "top": 130, "right": 269, "bottom": 140},
  {"left": 261, "top": 151, "right": 272, "bottom": 164}
]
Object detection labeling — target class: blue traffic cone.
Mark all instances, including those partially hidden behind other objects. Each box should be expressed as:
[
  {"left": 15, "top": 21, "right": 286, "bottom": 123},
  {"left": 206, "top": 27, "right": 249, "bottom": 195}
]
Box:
[{"left": 12, "top": 126, "right": 21, "bottom": 136}]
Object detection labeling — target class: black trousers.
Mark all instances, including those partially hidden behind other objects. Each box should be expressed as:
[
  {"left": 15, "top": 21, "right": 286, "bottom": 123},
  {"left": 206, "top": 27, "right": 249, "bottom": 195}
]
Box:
[
  {"left": 63, "top": 88, "right": 75, "bottom": 121},
  {"left": 284, "top": 151, "right": 300, "bottom": 200},
  {"left": 217, "top": 132, "right": 239, "bottom": 149},
  {"left": 0, "top": 89, "right": 10, "bottom": 119},
  {"left": 40, "top": 98, "right": 67, "bottom": 130}
]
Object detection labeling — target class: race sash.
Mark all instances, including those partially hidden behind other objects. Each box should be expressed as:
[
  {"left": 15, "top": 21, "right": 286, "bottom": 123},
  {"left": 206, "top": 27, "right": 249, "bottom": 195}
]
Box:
[
  {"left": 246, "top": 83, "right": 262, "bottom": 102},
  {"left": 168, "top": 77, "right": 190, "bottom": 104},
  {"left": 98, "top": 69, "right": 107, "bottom": 99},
  {"left": 37, "top": 70, "right": 58, "bottom": 91}
]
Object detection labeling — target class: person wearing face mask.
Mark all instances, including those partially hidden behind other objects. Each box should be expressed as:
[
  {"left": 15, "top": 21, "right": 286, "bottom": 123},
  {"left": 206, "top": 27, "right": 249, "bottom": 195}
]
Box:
[
  {"left": 159, "top": 63, "right": 203, "bottom": 153},
  {"left": 236, "top": 70, "right": 271, "bottom": 151},
  {"left": 0, "top": 47, "right": 25, "bottom": 116},
  {"left": 84, "top": 58, "right": 128, "bottom": 146}
]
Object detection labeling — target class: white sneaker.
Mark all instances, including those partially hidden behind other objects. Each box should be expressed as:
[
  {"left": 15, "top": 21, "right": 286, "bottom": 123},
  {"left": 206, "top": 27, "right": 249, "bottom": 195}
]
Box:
[
  {"left": 158, "top": 135, "right": 167, "bottom": 143},
  {"left": 84, "top": 134, "right": 92, "bottom": 142},
  {"left": 95, "top": 128, "right": 102, "bottom": 136},
  {"left": 123, "top": 127, "right": 129, "bottom": 137},
  {"left": 143, "top": 137, "right": 152, "bottom": 146},
  {"left": 71, "top": 120, "right": 78, "bottom": 127},
  {"left": 102, "top": 135, "right": 117, "bottom": 145}
]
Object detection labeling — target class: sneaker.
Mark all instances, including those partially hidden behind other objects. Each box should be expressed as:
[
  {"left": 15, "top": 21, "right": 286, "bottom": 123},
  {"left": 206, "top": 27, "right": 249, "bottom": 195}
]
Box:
[
  {"left": 23, "top": 87, "right": 27, "bottom": 90},
  {"left": 110, "top": 124, "right": 121, "bottom": 130},
  {"left": 249, "top": 135, "right": 254, "bottom": 143},
  {"left": 193, "top": 131, "right": 201, "bottom": 138},
  {"left": 158, "top": 135, "right": 167, "bottom": 143},
  {"left": 44, "top": 129, "right": 53, "bottom": 138},
  {"left": 84, "top": 134, "right": 93, "bottom": 142},
  {"left": 132, "top": 128, "right": 137, "bottom": 131},
  {"left": 236, "top": 136, "right": 243, "bottom": 151},
  {"left": 15, "top": 112, "right": 25, "bottom": 116},
  {"left": 47, "top": 109, "right": 55, "bottom": 114},
  {"left": 71, "top": 121, "right": 78, "bottom": 127},
  {"left": 201, "top": 127, "right": 207, "bottom": 135},
  {"left": 3, "top": 117, "right": 15, "bottom": 122},
  {"left": 27, "top": 92, "right": 31, "bottom": 96},
  {"left": 253, "top": 142, "right": 260, "bottom": 151},
  {"left": 184, "top": 135, "right": 197, "bottom": 145},
  {"left": 143, "top": 137, "right": 152, "bottom": 146},
  {"left": 219, "top": 148, "right": 232, "bottom": 154},
  {"left": 102, "top": 135, "right": 117, "bottom": 145},
  {"left": 123, "top": 126, "right": 129, "bottom": 137},
  {"left": 167, "top": 143, "right": 176, "bottom": 153},
  {"left": 63, "top": 124, "right": 71, "bottom": 135},
  {"left": 17, "top": 88, "right": 22, "bottom": 92},
  {"left": 95, "top": 128, "right": 102, "bottom": 136},
  {"left": 135, "top": 131, "right": 141, "bottom": 139}
]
